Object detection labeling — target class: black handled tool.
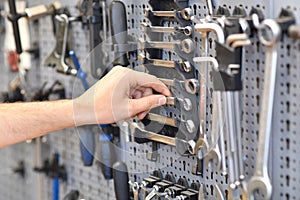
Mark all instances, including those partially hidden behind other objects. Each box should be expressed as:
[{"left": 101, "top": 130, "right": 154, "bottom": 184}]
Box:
[
  {"left": 7, "top": 0, "right": 62, "bottom": 54},
  {"left": 7, "top": 0, "right": 24, "bottom": 53},
  {"left": 110, "top": 0, "right": 130, "bottom": 67},
  {"left": 113, "top": 161, "right": 130, "bottom": 200},
  {"left": 110, "top": 2, "right": 131, "bottom": 198}
]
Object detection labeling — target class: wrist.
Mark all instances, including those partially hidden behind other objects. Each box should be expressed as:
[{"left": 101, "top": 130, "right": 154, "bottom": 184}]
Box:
[{"left": 72, "top": 97, "right": 98, "bottom": 126}]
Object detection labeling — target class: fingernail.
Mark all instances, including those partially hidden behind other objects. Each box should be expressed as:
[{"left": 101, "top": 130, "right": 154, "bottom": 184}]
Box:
[{"left": 158, "top": 96, "right": 166, "bottom": 105}]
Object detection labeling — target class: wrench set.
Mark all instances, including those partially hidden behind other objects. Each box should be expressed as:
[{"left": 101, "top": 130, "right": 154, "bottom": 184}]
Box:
[
  {"left": 125, "top": 1, "right": 300, "bottom": 200},
  {"left": 2, "top": 0, "right": 300, "bottom": 199}
]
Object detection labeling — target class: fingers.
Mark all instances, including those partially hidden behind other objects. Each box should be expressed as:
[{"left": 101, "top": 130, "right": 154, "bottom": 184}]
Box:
[
  {"left": 130, "top": 71, "right": 172, "bottom": 97},
  {"left": 137, "top": 111, "right": 148, "bottom": 120},
  {"left": 128, "top": 95, "right": 166, "bottom": 118}
]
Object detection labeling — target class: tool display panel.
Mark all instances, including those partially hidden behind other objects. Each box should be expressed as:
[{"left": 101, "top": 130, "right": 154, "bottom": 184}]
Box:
[{"left": 0, "top": 0, "right": 299, "bottom": 199}]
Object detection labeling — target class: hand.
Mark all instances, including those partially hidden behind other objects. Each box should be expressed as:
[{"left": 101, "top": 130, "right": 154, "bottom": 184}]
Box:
[{"left": 73, "top": 66, "right": 171, "bottom": 125}]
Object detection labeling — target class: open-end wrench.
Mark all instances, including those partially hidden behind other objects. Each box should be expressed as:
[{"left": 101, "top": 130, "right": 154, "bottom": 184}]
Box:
[
  {"left": 139, "top": 38, "right": 194, "bottom": 54},
  {"left": 205, "top": 92, "right": 221, "bottom": 170},
  {"left": 247, "top": 19, "right": 281, "bottom": 200},
  {"left": 44, "top": 14, "right": 77, "bottom": 76},
  {"left": 138, "top": 53, "right": 192, "bottom": 73},
  {"left": 145, "top": 8, "right": 193, "bottom": 21},
  {"left": 128, "top": 180, "right": 140, "bottom": 200},
  {"left": 131, "top": 122, "right": 197, "bottom": 155},
  {"left": 131, "top": 122, "right": 176, "bottom": 146},
  {"left": 145, "top": 185, "right": 167, "bottom": 200}
]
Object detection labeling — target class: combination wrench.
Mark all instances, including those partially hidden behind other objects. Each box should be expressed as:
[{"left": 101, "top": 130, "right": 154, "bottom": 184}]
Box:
[
  {"left": 159, "top": 78, "right": 200, "bottom": 95},
  {"left": 204, "top": 91, "right": 221, "bottom": 170},
  {"left": 247, "top": 18, "right": 281, "bottom": 200},
  {"left": 139, "top": 38, "right": 195, "bottom": 54},
  {"left": 138, "top": 53, "right": 192, "bottom": 73},
  {"left": 145, "top": 8, "right": 193, "bottom": 21},
  {"left": 141, "top": 23, "right": 193, "bottom": 36}
]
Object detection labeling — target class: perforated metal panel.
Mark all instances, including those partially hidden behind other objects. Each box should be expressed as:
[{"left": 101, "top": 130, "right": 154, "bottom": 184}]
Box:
[{"left": 0, "top": 0, "right": 300, "bottom": 199}]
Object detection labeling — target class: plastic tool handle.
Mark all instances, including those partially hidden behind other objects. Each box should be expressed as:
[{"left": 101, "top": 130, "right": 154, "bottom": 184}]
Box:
[
  {"left": 7, "top": 0, "right": 23, "bottom": 54},
  {"left": 98, "top": 130, "right": 116, "bottom": 179},
  {"left": 110, "top": 1, "right": 129, "bottom": 66},
  {"left": 89, "top": 1, "right": 104, "bottom": 79},
  {"left": 63, "top": 190, "right": 80, "bottom": 200},
  {"left": 113, "top": 161, "right": 130, "bottom": 200},
  {"left": 69, "top": 51, "right": 89, "bottom": 90},
  {"left": 79, "top": 126, "right": 95, "bottom": 166},
  {"left": 53, "top": 153, "right": 60, "bottom": 200}
]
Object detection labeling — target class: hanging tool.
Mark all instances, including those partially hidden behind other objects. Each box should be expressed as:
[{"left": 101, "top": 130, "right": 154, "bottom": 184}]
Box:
[
  {"left": 159, "top": 78, "right": 200, "bottom": 95},
  {"left": 109, "top": 1, "right": 131, "bottom": 196},
  {"left": 112, "top": 161, "right": 130, "bottom": 200},
  {"left": 7, "top": 0, "right": 62, "bottom": 54},
  {"left": 139, "top": 38, "right": 194, "bottom": 54},
  {"left": 247, "top": 18, "right": 281, "bottom": 200},
  {"left": 138, "top": 53, "right": 192, "bottom": 73},
  {"left": 45, "top": 14, "right": 77, "bottom": 75},
  {"left": 4, "top": 1, "right": 31, "bottom": 72},
  {"left": 63, "top": 190, "right": 80, "bottom": 200},
  {"left": 141, "top": 23, "right": 193, "bottom": 36}
]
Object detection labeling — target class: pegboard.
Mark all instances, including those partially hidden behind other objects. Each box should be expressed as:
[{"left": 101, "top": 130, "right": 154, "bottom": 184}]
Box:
[{"left": 0, "top": 0, "right": 300, "bottom": 200}]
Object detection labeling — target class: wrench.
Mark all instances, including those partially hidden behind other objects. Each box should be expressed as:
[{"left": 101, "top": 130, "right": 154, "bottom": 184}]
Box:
[
  {"left": 146, "top": 113, "right": 178, "bottom": 127},
  {"left": 139, "top": 38, "right": 195, "bottom": 54},
  {"left": 247, "top": 19, "right": 281, "bottom": 200},
  {"left": 215, "top": 183, "right": 225, "bottom": 200},
  {"left": 138, "top": 53, "right": 192, "bottom": 73},
  {"left": 128, "top": 180, "right": 140, "bottom": 200},
  {"left": 145, "top": 8, "right": 193, "bottom": 21},
  {"left": 145, "top": 185, "right": 167, "bottom": 200},
  {"left": 159, "top": 78, "right": 200, "bottom": 95},
  {"left": 131, "top": 123, "right": 197, "bottom": 155},
  {"left": 217, "top": 92, "right": 227, "bottom": 176},
  {"left": 131, "top": 122, "right": 176, "bottom": 146},
  {"left": 205, "top": 92, "right": 221, "bottom": 170},
  {"left": 145, "top": 113, "right": 196, "bottom": 135},
  {"left": 44, "top": 14, "right": 77, "bottom": 76},
  {"left": 141, "top": 23, "right": 193, "bottom": 36},
  {"left": 223, "top": 91, "right": 240, "bottom": 188},
  {"left": 166, "top": 97, "right": 193, "bottom": 111}
]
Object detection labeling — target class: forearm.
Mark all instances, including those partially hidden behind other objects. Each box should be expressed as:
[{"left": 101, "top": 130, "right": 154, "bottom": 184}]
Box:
[{"left": 0, "top": 100, "right": 75, "bottom": 148}]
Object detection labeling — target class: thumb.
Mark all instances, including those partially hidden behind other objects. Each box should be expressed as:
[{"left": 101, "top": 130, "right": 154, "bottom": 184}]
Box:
[{"left": 129, "top": 95, "right": 166, "bottom": 117}]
